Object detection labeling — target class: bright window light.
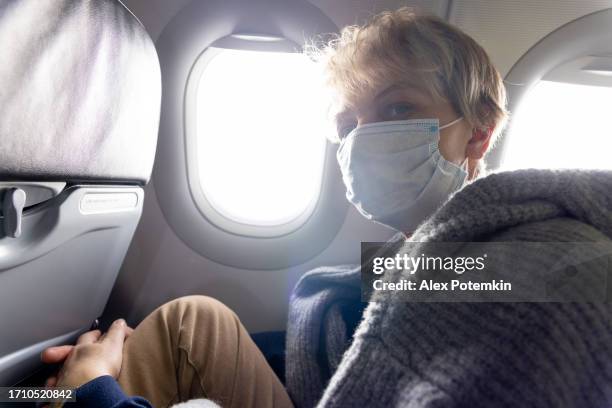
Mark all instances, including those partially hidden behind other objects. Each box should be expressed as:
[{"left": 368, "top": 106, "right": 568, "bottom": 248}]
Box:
[
  {"left": 195, "top": 48, "right": 332, "bottom": 226},
  {"left": 501, "top": 80, "right": 612, "bottom": 171}
]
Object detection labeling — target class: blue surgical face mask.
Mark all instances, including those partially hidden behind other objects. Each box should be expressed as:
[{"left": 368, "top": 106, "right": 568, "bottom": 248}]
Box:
[{"left": 336, "top": 117, "right": 467, "bottom": 233}]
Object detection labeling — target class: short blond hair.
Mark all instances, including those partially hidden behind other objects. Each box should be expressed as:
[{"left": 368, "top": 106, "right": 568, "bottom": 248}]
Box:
[{"left": 309, "top": 7, "right": 508, "bottom": 142}]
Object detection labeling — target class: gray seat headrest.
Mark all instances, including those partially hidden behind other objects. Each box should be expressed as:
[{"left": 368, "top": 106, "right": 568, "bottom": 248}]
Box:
[{"left": 0, "top": 0, "right": 161, "bottom": 184}]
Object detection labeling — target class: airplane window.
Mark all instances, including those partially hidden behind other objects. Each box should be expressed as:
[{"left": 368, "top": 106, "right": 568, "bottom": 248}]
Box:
[
  {"left": 501, "top": 80, "right": 612, "bottom": 170},
  {"left": 194, "top": 48, "right": 332, "bottom": 227}
]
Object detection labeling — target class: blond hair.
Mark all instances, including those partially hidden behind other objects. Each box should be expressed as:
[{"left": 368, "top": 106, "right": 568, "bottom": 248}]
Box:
[{"left": 308, "top": 7, "right": 508, "bottom": 143}]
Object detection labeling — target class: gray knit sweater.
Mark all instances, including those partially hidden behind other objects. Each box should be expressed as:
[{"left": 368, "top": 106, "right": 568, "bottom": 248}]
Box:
[{"left": 286, "top": 169, "right": 612, "bottom": 407}]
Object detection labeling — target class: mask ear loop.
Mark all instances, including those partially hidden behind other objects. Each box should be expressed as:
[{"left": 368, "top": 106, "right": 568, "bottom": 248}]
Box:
[
  {"left": 460, "top": 156, "right": 469, "bottom": 173},
  {"left": 439, "top": 116, "right": 470, "bottom": 175},
  {"left": 439, "top": 116, "right": 463, "bottom": 130},
  {"left": 430, "top": 116, "right": 465, "bottom": 157}
]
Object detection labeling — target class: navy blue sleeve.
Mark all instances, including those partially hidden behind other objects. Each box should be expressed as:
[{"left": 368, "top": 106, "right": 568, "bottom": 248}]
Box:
[{"left": 70, "top": 375, "right": 152, "bottom": 408}]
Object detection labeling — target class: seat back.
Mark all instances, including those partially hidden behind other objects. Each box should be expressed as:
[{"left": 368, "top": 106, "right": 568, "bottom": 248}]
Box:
[{"left": 0, "top": 0, "right": 161, "bottom": 385}]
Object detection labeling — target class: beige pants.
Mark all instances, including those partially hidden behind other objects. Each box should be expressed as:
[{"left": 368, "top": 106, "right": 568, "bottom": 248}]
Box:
[{"left": 116, "top": 296, "right": 294, "bottom": 408}]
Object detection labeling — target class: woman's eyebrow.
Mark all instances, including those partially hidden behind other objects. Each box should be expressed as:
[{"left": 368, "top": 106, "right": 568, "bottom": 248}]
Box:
[{"left": 374, "top": 83, "right": 426, "bottom": 101}]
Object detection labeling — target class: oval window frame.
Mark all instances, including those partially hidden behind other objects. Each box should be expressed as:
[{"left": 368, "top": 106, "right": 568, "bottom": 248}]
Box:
[
  {"left": 486, "top": 8, "right": 612, "bottom": 170},
  {"left": 153, "top": 0, "right": 349, "bottom": 270},
  {"left": 184, "top": 42, "right": 328, "bottom": 237}
]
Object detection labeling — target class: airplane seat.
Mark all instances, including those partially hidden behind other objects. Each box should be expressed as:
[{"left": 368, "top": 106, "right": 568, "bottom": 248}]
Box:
[{"left": 0, "top": 0, "right": 161, "bottom": 385}]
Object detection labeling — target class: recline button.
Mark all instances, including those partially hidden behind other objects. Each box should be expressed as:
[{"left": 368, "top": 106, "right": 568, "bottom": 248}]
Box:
[{"left": 2, "top": 188, "right": 26, "bottom": 238}]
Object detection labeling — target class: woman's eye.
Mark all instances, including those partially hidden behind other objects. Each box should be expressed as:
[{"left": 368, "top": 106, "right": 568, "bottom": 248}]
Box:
[{"left": 383, "top": 103, "right": 414, "bottom": 119}]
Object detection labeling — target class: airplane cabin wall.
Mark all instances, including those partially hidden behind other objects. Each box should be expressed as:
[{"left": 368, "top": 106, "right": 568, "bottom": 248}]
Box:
[{"left": 111, "top": 0, "right": 612, "bottom": 332}]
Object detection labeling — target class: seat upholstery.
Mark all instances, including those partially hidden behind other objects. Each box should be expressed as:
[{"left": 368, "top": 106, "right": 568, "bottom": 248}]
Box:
[
  {"left": 0, "top": 0, "right": 161, "bottom": 184},
  {"left": 0, "top": 0, "right": 161, "bottom": 386}
]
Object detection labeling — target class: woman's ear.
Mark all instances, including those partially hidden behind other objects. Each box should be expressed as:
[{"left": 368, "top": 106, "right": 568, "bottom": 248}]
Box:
[{"left": 466, "top": 126, "right": 493, "bottom": 159}]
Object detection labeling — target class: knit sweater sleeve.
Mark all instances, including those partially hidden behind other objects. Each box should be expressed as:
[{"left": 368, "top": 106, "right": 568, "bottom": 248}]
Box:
[
  {"left": 317, "top": 170, "right": 612, "bottom": 407},
  {"left": 318, "top": 217, "right": 612, "bottom": 407}
]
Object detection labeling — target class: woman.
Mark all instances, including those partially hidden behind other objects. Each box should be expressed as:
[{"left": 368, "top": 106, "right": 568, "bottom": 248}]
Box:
[{"left": 44, "top": 8, "right": 612, "bottom": 408}]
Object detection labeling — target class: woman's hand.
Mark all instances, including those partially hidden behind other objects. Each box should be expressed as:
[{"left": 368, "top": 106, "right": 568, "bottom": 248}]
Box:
[{"left": 41, "top": 319, "right": 134, "bottom": 389}]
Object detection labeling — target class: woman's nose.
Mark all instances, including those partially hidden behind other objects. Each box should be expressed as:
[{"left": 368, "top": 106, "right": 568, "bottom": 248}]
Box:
[{"left": 357, "top": 114, "right": 380, "bottom": 127}]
